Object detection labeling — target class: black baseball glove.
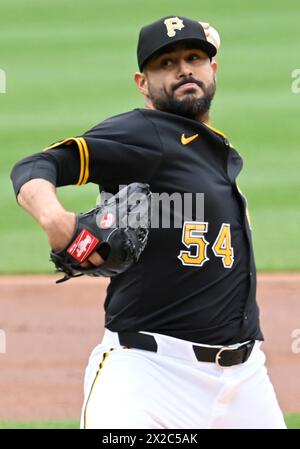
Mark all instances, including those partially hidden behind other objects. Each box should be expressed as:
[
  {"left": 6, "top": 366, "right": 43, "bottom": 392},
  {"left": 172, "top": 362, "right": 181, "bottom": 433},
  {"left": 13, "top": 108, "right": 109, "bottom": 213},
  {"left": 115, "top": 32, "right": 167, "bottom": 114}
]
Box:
[{"left": 50, "top": 182, "right": 151, "bottom": 283}]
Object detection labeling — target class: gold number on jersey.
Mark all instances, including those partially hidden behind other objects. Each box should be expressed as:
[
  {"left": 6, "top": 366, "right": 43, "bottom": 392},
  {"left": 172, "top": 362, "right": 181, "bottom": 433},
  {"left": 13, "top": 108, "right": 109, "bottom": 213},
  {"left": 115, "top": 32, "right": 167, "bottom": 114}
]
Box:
[
  {"left": 178, "top": 222, "right": 234, "bottom": 268},
  {"left": 178, "top": 222, "right": 209, "bottom": 266},
  {"left": 212, "top": 223, "right": 234, "bottom": 268}
]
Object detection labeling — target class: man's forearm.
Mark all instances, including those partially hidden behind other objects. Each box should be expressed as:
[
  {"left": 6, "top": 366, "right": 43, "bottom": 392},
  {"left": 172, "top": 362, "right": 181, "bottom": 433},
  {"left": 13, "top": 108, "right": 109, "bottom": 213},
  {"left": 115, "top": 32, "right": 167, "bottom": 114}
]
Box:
[
  {"left": 18, "top": 179, "right": 62, "bottom": 227},
  {"left": 17, "top": 179, "right": 76, "bottom": 251}
]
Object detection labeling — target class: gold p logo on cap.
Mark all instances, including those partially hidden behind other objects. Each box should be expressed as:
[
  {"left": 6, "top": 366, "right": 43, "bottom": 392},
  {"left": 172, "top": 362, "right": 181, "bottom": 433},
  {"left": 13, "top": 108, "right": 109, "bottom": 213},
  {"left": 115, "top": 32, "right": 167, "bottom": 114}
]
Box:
[{"left": 164, "top": 17, "right": 185, "bottom": 37}]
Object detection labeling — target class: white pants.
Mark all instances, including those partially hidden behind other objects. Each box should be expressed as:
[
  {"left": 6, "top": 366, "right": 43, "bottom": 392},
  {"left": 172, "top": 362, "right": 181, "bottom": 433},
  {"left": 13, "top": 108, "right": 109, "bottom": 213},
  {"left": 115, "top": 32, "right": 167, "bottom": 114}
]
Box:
[{"left": 81, "top": 329, "right": 286, "bottom": 429}]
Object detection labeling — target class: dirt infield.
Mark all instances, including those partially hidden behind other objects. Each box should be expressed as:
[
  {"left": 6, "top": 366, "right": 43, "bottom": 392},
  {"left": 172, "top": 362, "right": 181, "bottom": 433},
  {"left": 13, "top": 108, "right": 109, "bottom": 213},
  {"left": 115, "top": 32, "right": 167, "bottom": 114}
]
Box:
[{"left": 0, "top": 274, "right": 299, "bottom": 421}]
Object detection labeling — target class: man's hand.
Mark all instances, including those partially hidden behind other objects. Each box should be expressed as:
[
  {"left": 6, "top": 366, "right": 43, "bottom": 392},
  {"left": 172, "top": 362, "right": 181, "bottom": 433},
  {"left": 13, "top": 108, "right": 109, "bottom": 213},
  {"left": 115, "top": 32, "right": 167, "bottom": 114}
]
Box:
[{"left": 200, "top": 22, "right": 221, "bottom": 52}]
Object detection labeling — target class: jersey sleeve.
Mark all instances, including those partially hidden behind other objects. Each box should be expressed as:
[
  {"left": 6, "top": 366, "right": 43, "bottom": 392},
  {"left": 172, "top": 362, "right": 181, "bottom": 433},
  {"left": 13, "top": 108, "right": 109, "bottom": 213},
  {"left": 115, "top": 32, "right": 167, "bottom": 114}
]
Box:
[
  {"left": 10, "top": 140, "right": 82, "bottom": 197},
  {"left": 80, "top": 109, "right": 163, "bottom": 189},
  {"left": 45, "top": 109, "right": 164, "bottom": 190},
  {"left": 10, "top": 109, "right": 164, "bottom": 196}
]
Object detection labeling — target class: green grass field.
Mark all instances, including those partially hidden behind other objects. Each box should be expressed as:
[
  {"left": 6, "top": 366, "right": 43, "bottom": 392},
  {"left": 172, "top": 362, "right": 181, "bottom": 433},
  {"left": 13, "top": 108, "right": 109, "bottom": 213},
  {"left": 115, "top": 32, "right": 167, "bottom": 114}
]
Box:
[
  {"left": 0, "top": 0, "right": 299, "bottom": 428},
  {"left": 1, "top": 0, "right": 299, "bottom": 273},
  {"left": 0, "top": 413, "right": 299, "bottom": 429}
]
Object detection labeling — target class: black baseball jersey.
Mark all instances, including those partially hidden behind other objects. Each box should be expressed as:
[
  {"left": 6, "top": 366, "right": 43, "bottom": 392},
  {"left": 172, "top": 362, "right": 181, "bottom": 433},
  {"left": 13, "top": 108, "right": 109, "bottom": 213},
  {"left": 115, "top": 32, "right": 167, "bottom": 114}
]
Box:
[{"left": 11, "top": 108, "right": 263, "bottom": 345}]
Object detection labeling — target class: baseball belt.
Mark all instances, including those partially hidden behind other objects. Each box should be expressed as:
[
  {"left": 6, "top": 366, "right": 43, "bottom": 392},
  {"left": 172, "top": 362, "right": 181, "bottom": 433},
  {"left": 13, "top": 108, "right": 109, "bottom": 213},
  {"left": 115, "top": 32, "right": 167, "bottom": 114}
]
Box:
[{"left": 118, "top": 332, "right": 255, "bottom": 368}]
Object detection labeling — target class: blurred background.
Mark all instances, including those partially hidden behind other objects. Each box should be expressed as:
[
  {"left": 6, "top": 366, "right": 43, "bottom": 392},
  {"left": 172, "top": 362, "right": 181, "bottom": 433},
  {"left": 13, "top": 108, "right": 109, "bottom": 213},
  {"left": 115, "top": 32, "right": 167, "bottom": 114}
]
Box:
[
  {"left": 0, "top": 0, "right": 299, "bottom": 429},
  {"left": 1, "top": 0, "right": 299, "bottom": 273}
]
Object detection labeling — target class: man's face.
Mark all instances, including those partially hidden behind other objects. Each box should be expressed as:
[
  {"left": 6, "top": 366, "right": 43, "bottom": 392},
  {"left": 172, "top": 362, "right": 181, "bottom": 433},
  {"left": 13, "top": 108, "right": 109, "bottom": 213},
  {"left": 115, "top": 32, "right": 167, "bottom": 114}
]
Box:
[{"left": 135, "top": 43, "right": 217, "bottom": 121}]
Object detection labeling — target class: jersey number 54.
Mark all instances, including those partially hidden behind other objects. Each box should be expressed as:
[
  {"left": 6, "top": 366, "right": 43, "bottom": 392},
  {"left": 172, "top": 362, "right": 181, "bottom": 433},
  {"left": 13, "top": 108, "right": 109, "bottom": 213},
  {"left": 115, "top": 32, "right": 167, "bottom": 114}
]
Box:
[{"left": 178, "top": 222, "right": 234, "bottom": 268}]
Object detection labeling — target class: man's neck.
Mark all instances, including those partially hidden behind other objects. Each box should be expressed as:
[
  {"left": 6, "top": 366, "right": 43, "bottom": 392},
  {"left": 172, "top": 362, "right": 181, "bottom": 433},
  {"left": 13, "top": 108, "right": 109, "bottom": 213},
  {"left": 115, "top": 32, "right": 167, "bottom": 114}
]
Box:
[{"left": 198, "top": 111, "right": 210, "bottom": 125}]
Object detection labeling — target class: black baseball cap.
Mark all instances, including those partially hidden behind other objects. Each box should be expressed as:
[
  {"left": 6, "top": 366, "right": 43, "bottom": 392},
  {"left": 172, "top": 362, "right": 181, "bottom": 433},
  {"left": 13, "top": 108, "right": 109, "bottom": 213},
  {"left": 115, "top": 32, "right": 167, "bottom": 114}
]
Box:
[{"left": 137, "top": 16, "right": 217, "bottom": 71}]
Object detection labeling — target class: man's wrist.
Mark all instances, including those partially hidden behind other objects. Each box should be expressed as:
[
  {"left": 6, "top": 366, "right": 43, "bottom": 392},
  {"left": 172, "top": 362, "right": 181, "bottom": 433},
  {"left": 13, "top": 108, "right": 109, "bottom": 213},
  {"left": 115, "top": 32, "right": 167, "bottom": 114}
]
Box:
[
  {"left": 43, "top": 210, "right": 76, "bottom": 251},
  {"left": 39, "top": 206, "right": 70, "bottom": 232},
  {"left": 40, "top": 208, "right": 76, "bottom": 233}
]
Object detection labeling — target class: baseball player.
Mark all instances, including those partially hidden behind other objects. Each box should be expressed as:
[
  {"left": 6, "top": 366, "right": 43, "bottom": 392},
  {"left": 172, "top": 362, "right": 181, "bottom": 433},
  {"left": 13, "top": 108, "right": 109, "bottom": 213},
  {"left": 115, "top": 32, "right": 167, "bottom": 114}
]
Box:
[{"left": 11, "top": 16, "right": 286, "bottom": 429}]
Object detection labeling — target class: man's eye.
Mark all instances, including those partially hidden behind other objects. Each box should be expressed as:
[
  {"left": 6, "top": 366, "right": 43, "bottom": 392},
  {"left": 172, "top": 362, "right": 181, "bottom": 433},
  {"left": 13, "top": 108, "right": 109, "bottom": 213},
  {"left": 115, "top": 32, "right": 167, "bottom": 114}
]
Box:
[
  {"left": 188, "top": 54, "right": 200, "bottom": 61},
  {"left": 162, "top": 59, "right": 174, "bottom": 67}
]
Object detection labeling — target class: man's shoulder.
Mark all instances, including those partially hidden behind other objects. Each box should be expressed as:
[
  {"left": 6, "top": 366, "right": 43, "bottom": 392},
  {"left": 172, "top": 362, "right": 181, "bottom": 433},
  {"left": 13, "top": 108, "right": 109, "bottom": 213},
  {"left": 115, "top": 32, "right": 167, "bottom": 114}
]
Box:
[
  {"left": 84, "top": 108, "right": 179, "bottom": 135},
  {"left": 84, "top": 109, "right": 149, "bottom": 136},
  {"left": 81, "top": 109, "right": 165, "bottom": 151}
]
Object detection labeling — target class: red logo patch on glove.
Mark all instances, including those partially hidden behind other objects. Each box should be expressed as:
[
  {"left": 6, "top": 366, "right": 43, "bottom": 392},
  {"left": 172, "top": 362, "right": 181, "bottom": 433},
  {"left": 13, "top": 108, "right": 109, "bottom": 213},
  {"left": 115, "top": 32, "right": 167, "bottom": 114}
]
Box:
[
  {"left": 99, "top": 212, "right": 115, "bottom": 229},
  {"left": 67, "top": 229, "right": 99, "bottom": 262}
]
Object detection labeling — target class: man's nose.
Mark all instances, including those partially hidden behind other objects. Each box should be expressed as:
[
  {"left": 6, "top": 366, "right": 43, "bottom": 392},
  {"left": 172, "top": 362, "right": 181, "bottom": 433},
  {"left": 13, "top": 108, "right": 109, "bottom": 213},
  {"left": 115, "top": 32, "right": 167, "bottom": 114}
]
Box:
[{"left": 178, "top": 60, "right": 193, "bottom": 78}]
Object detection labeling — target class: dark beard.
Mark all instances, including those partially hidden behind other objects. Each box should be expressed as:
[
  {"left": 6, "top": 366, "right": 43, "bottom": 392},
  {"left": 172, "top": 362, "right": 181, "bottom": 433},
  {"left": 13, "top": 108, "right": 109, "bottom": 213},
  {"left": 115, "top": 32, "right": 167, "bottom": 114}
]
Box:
[{"left": 148, "top": 79, "right": 216, "bottom": 121}]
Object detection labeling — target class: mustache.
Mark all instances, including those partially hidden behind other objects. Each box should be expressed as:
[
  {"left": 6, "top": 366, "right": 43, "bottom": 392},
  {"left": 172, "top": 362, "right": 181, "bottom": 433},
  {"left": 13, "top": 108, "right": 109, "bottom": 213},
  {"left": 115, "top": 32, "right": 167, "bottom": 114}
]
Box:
[{"left": 172, "top": 77, "right": 206, "bottom": 92}]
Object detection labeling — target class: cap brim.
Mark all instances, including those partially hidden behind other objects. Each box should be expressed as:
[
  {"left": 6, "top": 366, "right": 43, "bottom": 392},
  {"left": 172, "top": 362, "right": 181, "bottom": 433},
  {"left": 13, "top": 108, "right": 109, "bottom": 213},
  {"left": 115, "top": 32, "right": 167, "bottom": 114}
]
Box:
[{"left": 140, "top": 37, "right": 217, "bottom": 71}]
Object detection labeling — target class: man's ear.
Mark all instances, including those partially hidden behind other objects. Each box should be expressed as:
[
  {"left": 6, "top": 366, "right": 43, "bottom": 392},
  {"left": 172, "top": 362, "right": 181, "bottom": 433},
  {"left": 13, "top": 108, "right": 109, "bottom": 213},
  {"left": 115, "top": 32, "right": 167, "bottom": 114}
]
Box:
[
  {"left": 211, "top": 59, "right": 218, "bottom": 76},
  {"left": 134, "top": 72, "right": 149, "bottom": 98}
]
